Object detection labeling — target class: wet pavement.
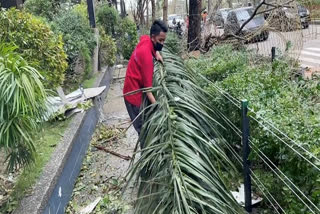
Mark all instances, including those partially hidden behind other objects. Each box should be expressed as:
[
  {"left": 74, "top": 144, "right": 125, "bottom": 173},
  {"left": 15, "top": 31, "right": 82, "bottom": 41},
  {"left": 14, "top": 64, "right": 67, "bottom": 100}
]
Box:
[{"left": 66, "top": 67, "right": 138, "bottom": 214}]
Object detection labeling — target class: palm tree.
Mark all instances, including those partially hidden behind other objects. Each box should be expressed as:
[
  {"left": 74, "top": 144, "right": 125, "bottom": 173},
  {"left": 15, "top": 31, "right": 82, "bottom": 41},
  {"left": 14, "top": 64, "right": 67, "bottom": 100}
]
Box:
[
  {"left": 127, "top": 49, "right": 244, "bottom": 213},
  {"left": 0, "top": 42, "right": 47, "bottom": 171}
]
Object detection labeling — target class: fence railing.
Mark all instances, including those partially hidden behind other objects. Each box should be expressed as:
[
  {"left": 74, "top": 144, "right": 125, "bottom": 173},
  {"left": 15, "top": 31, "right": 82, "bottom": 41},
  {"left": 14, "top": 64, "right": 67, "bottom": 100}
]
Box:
[{"left": 209, "top": 83, "right": 320, "bottom": 213}]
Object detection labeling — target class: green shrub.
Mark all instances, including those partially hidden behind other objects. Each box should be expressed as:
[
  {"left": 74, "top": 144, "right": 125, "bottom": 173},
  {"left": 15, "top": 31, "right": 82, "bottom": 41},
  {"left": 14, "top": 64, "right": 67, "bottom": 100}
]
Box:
[
  {"left": 164, "top": 32, "right": 183, "bottom": 55},
  {"left": 0, "top": 8, "right": 68, "bottom": 89},
  {"left": 99, "top": 29, "right": 117, "bottom": 67},
  {"left": 188, "top": 46, "right": 320, "bottom": 212},
  {"left": 0, "top": 42, "right": 47, "bottom": 170},
  {"left": 96, "top": 3, "right": 119, "bottom": 36},
  {"left": 51, "top": 4, "right": 96, "bottom": 86},
  {"left": 210, "top": 60, "right": 320, "bottom": 212},
  {"left": 116, "top": 17, "right": 138, "bottom": 60},
  {"left": 24, "top": 0, "right": 64, "bottom": 20},
  {"left": 187, "top": 44, "right": 248, "bottom": 81}
]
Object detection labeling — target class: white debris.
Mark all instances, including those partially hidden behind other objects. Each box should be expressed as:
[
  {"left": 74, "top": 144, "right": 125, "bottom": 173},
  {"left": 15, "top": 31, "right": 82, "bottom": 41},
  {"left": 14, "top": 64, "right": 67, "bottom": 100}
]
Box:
[
  {"left": 80, "top": 197, "right": 102, "bottom": 214},
  {"left": 231, "top": 184, "right": 263, "bottom": 206},
  {"left": 44, "top": 86, "right": 106, "bottom": 121}
]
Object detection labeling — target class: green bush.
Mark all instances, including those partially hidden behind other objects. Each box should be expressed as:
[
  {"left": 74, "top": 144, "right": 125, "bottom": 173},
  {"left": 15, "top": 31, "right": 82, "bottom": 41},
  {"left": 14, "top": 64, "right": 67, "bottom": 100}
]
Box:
[
  {"left": 0, "top": 8, "right": 68, "bottom": 89},
  {"left": 24, "top": 0, "right": 65, "bottom": 20},
  {"left": 0, "top": 42, "right": 47, "bottom": 170},
  {"left": 188, "top": 45, "right": 320, "bottom": 212},
  {"left": 186, "top": 44, "right": 248, "bottom": 81},
  {"left": 99, "top": 29, "right": 117, "bottom": 67},
  {"left": 164, "top": 32, "right": 183, "bottom": 55},
  {"left": 51, "top": 4, "right": 96, "bottom": 86},
  {"left": 116, "top": 17, "right": 138, "bottom": 60},
  {"left": 96, "top": 3, "right": 119, "bottom": 36}
]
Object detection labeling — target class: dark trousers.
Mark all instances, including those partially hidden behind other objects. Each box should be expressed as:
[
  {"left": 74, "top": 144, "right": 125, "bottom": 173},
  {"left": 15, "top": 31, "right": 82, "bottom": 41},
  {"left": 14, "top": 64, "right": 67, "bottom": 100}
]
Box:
[{"left": 124, "top": 99, "right": 142, "bottom": 135}]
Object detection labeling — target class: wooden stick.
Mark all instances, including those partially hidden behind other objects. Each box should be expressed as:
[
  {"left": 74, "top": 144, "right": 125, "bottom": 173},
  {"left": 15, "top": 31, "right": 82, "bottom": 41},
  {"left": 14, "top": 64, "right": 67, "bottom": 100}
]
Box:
[{"left": 94, "top": 145, "right": 131, "bottom": 160}]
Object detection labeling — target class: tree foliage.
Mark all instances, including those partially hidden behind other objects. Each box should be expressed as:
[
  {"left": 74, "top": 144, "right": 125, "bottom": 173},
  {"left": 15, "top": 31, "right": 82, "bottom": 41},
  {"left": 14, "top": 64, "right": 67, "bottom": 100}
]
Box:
[
  {"left": 51, "top": 4, "right": 96, "bottom": 86},
  {"left": 24, "top": 0, "right": 65, "bottom": 21},
  {"left": 99, "top": 28, "right": 117, "bottom": 67},
  {"left": 116, "top": 17, "right": 138, "bottom": 60},
  {"left": 96, "top": 3, "right": 119, "bottom": 36},
  {"left": 188, "top": 45, "right": 320, "bottom": 212},
  {"left": 0, "top": 8, "right": 68, "bottom": 89},
  {"left": 0, "top": 42, "right": 47, "bottom": 171}
]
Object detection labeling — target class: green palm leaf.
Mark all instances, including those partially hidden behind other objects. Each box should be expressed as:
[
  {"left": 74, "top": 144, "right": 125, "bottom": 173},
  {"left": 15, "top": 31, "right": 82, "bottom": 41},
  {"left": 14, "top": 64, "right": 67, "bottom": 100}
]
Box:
[
  {"left": 0, "top": 42, "right": 47, "bottom": 171},
  {"left": 127, "top": 49, "right": 244, "bottom": 213}
]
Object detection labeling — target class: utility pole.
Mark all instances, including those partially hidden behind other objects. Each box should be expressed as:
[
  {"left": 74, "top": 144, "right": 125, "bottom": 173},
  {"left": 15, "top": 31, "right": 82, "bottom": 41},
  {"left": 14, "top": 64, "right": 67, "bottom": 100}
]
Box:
[{"left": 86, "top": 0, "right": 96, "bottom": 28}]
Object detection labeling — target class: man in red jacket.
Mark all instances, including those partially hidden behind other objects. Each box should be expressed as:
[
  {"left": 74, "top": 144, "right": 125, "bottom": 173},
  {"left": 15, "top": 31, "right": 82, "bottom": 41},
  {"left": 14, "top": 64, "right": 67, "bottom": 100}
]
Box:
[{"left": 123, "top": 20, "right": 168, "bottom": 137}]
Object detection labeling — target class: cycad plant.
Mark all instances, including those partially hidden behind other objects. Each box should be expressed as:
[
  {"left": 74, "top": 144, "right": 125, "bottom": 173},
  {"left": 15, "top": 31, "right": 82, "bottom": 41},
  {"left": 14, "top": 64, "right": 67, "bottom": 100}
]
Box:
[
  {"left": 128, "top": 49, "right": 244, "bottom": 213},
  {"left": 0, "top": 42, "right": 47, "bottom": 171}
]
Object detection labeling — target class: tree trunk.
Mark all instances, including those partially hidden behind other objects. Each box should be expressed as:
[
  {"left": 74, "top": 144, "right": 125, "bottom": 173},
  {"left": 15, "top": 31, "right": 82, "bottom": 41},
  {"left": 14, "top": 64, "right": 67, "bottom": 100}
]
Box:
[
  {"left": 120, "top": 0, "right": 126, "bottom": 17},
  {"left": 112, "top": 0, "right": 117, "bottom": 10},
  {"left": 208, "top": 0, "right": 222, "bottom": 21},
  {"left": 163, "top": 0, "right": 168, "bottom": 24},
  {"left": 208, "top": 0, "right": 212, "bottom": 15},
  {"left": 188, "top": 0, "right": 201, "bottom": 51},
  {"left": 186, "top": 0, "right": 188, "bottom": 15},
  {"left": 172, "top": 0, "right": 177, "bottom": 14},
  {"left": 156, "top": 0, "right": 162, "bottom": 19},
  {"left": 151, "top": 0, "right": 156, "bottom": 22},
  {"left": 227, "top": 0, "right": 232, "bottom": 8},
  {"left": 147, "top": 0, "right": 149, "bottom": 27}
]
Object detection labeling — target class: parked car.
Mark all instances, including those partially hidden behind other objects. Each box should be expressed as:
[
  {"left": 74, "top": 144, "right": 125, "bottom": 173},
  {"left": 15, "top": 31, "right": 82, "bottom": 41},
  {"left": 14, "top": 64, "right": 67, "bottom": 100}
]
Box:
[
  {"left": 264, "top": 4, "right": 311, "bottom": 31},
  {"left": 224, "top": 7, "right": 269, "bottom": 42},
  {"left": 168, "top": 14, "right": 185, "bottom": 29},
  {"left": 297, "top": 5, "right": 311, "bottom": 28},
  {"left": 213, "top": 8, "right": 231, "bottom": 28}
]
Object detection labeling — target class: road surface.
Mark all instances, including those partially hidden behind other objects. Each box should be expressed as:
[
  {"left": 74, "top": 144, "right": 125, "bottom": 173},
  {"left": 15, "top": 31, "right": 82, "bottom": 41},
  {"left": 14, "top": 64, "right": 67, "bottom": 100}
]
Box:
[{"left": 246, "top": 24, "right": 320, "bottom": 68}]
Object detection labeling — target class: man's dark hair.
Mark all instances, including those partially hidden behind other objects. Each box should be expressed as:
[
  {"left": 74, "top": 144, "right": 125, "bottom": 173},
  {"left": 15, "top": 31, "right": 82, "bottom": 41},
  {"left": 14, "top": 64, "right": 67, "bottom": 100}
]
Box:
[{"left": 150, "top": 20, "right": 168, "bottom": 37}]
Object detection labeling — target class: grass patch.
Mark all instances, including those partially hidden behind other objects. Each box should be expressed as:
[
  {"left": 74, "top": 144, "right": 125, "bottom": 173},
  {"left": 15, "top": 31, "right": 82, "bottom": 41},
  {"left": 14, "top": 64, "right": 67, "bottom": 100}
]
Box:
[
  {"left": 1, "top": 119, "right": 71, "bottom": 212},
  {"left": 83, "top": 73, "right": 99, "bottom": 89}
]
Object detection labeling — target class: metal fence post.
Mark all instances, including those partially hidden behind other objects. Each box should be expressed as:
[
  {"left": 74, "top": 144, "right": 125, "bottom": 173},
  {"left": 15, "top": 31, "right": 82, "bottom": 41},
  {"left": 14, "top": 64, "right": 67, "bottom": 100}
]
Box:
[
  {"left": 271, "top": 47, "right": 276, "bottom": 62},
  {"left": 241, "top": 99, "right": 252, "bottom": 213}
]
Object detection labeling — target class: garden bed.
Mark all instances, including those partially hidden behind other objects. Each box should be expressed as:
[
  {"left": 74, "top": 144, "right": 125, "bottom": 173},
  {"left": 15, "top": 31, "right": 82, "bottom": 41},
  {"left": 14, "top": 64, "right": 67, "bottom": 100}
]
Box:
[{"left": 0, "top": 119, "right": 71, "bottom": 213}]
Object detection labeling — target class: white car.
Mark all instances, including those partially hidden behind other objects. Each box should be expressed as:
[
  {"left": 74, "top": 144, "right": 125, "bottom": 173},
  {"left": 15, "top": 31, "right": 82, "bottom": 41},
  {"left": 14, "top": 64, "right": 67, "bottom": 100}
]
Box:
[{"left": 168, "top": 14, "right": 184, "bottom": 28}]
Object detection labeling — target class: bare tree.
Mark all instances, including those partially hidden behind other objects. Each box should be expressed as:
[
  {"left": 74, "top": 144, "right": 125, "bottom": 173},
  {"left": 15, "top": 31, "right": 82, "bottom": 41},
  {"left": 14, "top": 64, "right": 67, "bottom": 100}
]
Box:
[
  {"left": 151, "top": 0, "right": 156, "bottom": 22},
  {"left": 147, "top": 0, "right": 149, "bottom": 27},
  {"left": 188, "top": 0, "right": 202, "bottom": 51},
  {"left": 227, "top": 0, "right": 233, "bottom": 8},
  {"left": 208, "top": 0, "right": 212, "bottom": 15},
  {"left": 120, "top": 0, "right": 126, "bottom": 17},
  {"left": 163, "top": 0, "right": 168, "bottom": 24},
  {"left": 202, "top": 0, "right": 296, "bottom": 52}
]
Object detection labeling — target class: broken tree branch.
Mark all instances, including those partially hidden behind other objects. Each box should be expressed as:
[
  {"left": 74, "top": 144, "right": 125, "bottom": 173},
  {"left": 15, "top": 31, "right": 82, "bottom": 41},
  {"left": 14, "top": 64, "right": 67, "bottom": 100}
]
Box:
[
  {"left": 94, "top": 145, "right": 132, "bottom": 160},
  {"left": 235, "top": 0, "right": 266, "bottom": 35}
]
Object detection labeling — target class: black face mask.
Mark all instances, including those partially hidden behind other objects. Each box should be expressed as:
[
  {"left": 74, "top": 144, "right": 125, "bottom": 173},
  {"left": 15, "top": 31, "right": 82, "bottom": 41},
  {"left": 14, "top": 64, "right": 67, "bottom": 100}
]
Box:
[{"left": 154, "top": 42, "right": 163, "bottom": 51}]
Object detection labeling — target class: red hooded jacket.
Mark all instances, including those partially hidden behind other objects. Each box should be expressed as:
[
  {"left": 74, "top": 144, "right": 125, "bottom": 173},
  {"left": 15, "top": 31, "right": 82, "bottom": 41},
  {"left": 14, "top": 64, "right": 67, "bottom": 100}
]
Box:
[{"left": 123, "top": 35, "right": 156, "bottom": 107}]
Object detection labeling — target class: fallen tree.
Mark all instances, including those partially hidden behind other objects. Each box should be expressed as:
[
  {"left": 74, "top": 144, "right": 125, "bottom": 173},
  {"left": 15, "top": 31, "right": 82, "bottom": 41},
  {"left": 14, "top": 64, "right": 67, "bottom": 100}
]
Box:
[
  {"left": 127, "top": 49, "right": 244, "bottom": 214},
  {"left": 201, "top": 0, "right": 296, "bottom": 52}
]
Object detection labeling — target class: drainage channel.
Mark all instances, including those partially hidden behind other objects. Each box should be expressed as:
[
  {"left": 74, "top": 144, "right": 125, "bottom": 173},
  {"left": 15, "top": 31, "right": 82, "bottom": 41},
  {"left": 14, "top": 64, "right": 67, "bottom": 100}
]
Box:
[{"left": 44, "top": 68, "right": 114, "bottom": 214}]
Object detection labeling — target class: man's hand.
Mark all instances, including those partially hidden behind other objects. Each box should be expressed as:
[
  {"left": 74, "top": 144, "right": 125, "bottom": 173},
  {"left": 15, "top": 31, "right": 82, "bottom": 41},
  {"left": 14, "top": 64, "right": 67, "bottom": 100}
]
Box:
[
  {"left": 155, "top": 51, "right": 163, "bottom": 63},
  {"left": 146, "top": 92, "right": 156, "bottom": 104}
]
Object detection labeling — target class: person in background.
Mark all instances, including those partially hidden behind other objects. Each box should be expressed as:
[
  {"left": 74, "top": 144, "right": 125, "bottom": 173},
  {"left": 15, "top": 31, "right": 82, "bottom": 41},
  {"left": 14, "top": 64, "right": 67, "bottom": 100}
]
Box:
[
  {"left": 202, "top": 10, "right": 208, "bottom": 24},
  {"left": 123, "top": 20, "right": 168, "bottom": 143}
]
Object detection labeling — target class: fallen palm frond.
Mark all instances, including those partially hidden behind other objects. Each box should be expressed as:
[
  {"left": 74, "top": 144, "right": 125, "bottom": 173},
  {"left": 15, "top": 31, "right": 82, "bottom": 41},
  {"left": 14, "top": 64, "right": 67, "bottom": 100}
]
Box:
[{"left": 127, "top": 49, "right": 244, "bottom": 214}]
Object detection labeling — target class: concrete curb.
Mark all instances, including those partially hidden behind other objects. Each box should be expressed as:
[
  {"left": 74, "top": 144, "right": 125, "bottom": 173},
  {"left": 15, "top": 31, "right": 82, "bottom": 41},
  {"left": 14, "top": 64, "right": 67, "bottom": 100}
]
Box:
[{"left": 14, "top": 66, "right": 114, "bottom": 214}]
